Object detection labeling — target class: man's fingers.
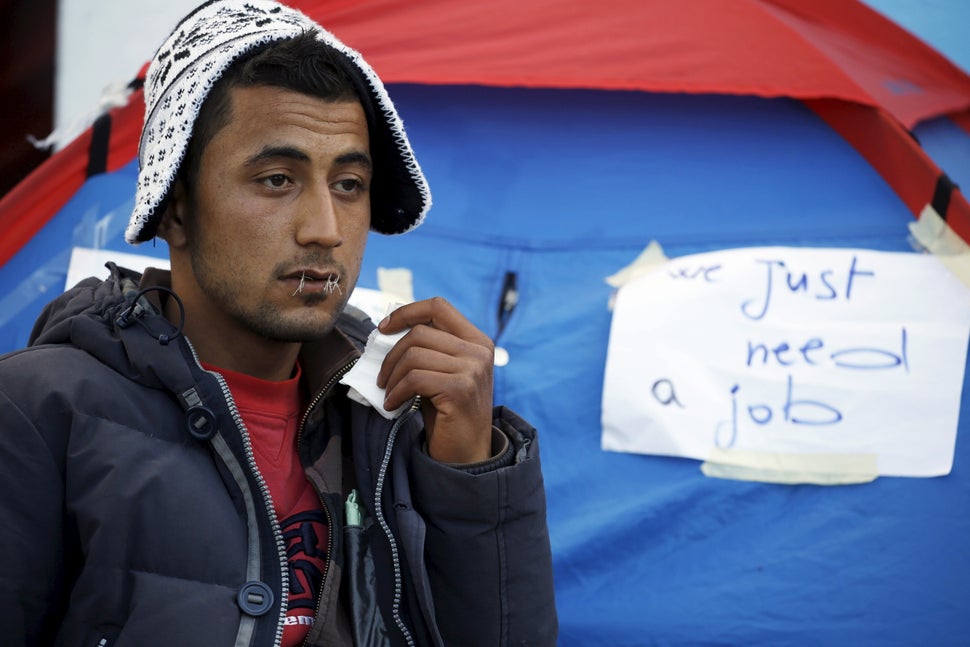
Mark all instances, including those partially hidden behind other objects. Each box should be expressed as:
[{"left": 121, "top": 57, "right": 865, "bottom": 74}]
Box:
[
  {"left": 378, "top": 343, "right": 461, "bottom": 394},
  {"left": 377, "top": 325, "right": 490, "bottom": 386},
  {"left": 382, "top": 364, "right": 481, "bottom": 413},
  {"left": 372, "top": 295, "right": 495, "bottom": 463},
  {"left": 378, "top": 297, "right": 490, "bottom": 345}
]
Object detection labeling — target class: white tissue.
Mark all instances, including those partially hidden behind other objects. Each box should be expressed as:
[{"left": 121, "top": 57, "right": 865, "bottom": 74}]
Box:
[{"left": 339, "top": 327, "right": 410, "bottom": 419}]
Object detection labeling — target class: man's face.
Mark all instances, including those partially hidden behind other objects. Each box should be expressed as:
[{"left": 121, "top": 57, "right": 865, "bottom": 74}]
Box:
[{"left": 175, "top": 85, "right": 371, "bottom": 344}]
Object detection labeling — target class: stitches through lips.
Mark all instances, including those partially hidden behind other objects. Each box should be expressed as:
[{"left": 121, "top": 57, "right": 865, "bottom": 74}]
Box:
[{"left": 288, "top": 269, "right": 342, "bottom": 296}]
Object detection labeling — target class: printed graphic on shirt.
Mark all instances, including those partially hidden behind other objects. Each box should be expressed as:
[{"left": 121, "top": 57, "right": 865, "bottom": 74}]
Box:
[{"left": 281, "top": 509, "right": 329, "bottom": 611}]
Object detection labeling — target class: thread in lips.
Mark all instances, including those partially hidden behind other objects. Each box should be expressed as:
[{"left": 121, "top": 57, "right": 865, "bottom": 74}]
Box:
[
  {"left": 292, "top": 271, "right": 308, "bottom": 296},
  {"left": 291, "top": 271, "right": 342, "bottom": 296}
]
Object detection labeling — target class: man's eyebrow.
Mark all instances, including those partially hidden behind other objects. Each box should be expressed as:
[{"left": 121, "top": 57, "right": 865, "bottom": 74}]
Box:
[
  {"left": 335, "top": 151, "right": 373, "bottom": 172},
  {"left": 245, "top": 145, "right": 310, "bottom": 166},
  {"left": 243, "top": 146, "right": 372, "bottom": 171}
]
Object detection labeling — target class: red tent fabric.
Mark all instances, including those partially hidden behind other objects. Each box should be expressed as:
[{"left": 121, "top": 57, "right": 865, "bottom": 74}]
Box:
[
  {"left": 2, "top": 0, "right": 969, "bottom": 268},
  {"left": 0, "top": 86, "right": 143, "bottom": 268},
  {"left": 310, "top": 0, "right": 970, "bottom": 128}
]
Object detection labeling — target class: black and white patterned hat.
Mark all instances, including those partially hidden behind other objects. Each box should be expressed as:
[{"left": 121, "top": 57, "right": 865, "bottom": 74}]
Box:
[{"left": 126, "top": 0, "right": 431, "bottom": 244}]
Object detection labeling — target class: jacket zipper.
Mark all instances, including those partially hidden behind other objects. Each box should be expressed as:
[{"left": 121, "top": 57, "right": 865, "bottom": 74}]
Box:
[
  {"left": 186, "top": 339, "right": 289, "bottom": 647},
  {"left": 297, "top": 358, "right": 358, "bottom": 647},
  {"left": 295, "top": 357, "right": 421, "bottom": 647},
  {"left": 496, "top": 270, "right": 518, "bottom": 338},
  {"left": 373, "top": 398, "right": 421, "bottom": 647},
  {"left": 298, "top": 359, "right": 421, "bottom": 646}
]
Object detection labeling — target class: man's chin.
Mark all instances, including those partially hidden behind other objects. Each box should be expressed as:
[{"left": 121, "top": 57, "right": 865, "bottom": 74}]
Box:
[
  {"left": 267, "top": 308, "right": 347, "bottom": 343},
  {"left": 240, "top": 297, "right": 349, "bottom": 343},
  {"left": 267, "top": 320, "right": 340, "bottom": 343}
]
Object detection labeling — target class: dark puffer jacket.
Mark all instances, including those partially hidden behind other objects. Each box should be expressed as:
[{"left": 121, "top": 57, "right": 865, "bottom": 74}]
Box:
[{"left": 0, "top": 265, "right": 557, "bottom": 646}]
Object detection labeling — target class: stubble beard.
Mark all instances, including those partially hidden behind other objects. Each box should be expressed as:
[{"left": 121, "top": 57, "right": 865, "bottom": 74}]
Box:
[{"left": 189, "top": 243, "right": 354, "bottom": 343}]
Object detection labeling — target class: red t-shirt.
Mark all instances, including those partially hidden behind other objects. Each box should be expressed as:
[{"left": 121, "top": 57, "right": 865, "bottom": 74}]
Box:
[{"left": 207, "top": 362, "right": 328, "bottom": 646}]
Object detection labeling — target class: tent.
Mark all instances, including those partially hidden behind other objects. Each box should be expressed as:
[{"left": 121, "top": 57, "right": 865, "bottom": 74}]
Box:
[{"left": 1, "top": 1, "right": 969, "bottom": 643}]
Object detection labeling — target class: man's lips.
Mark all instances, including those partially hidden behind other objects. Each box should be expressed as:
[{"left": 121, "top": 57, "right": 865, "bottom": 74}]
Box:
[
  {"left": 282, "top": 269, "right": 336, "bottom": 282},
  {"left": 283, "top": 268, "right": 342, "bottom": 296}
]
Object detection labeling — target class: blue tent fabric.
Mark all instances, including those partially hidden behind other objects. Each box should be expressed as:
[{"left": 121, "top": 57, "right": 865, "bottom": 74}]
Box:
[
  {"left": 0, "top": 160, "right": 164, "bottom": 349},
  {"left": 374, "top": 86, "right": 916, "bottom": 252},
  {"left": 0, "top": 82, "right": 968, "bottom": 644},
  {"left": 359, "top": 86, "right": 970, "bottom": 645}
]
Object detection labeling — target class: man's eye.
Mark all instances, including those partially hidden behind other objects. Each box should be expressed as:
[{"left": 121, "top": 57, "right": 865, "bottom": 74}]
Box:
[
  {"left": 262, "top": 174, "right": 290, "bottom": 188},
  {"left": 333, "top": 178, "right": 363, "bottom": 193}
]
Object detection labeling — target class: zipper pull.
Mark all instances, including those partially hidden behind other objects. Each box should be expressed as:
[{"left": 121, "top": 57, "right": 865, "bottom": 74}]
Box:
[{"left": 497, "top": 271, "right": 518, "bottom": 337}]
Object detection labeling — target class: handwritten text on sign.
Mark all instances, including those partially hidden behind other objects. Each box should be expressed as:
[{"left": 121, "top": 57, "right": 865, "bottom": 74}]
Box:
[{"left": 601, "top": 247, "right": 970, "bottom": 477}]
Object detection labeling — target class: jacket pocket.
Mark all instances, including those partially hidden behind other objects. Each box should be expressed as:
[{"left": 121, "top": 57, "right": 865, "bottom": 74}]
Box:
[{"left": 343, "top": 489, "right": 389, "bottom": 647}]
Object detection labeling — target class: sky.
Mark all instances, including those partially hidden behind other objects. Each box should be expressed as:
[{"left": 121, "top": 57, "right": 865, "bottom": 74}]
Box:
[{"left": 860, "top": 0, "right": 970, "bottom": 73}]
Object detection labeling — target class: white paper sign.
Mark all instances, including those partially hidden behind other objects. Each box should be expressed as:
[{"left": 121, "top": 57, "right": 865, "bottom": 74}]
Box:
[{"left": 601, "top": 247, "right": 970, "bottom": 477}]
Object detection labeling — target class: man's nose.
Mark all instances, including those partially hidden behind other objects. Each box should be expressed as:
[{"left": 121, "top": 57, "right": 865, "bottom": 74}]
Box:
[{"left": 295, "top": 184, "right": 343, "bottom": 247}]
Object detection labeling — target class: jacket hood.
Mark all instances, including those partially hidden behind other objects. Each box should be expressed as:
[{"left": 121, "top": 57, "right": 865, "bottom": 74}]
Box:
[
  {"left": 29, "top": 263, "right": 143, "bottom": 348},
  {"left": 28, "top": 263, "right": 195, "bottom": 393}
]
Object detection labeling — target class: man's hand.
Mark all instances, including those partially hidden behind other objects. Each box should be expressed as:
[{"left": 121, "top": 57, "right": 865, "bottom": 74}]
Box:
[{"left": 376, "top": 297, "right": 494, "bottom": 464}]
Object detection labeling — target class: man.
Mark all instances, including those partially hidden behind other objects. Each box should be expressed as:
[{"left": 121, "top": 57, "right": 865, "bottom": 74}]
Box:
[{"left": 0, "top": 1, "right": 557, "bottom": 645}]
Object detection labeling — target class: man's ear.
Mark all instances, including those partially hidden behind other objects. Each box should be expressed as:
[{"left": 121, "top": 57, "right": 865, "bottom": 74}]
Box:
[{"left": 156, "top": 178, "right": 189, "bottom": 248}]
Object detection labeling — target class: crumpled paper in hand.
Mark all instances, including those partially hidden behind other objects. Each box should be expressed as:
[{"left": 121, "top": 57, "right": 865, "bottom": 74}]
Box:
[{"left": 339, "top": 327, "right": 410, "bottom": 419}]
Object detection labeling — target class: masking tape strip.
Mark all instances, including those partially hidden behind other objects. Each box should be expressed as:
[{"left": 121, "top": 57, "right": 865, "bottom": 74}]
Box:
[
  {"left": 605, "top": 240, "right": 669, "bottom": 288},
  {"left": 377, "top": 267, "right": 415, "bottom": 304},
  {"left": 701, "top": 448, "right": 879, "bottom": 485},
  {"left": 909, "top": 204, "right": 970, "bottom": 289}
]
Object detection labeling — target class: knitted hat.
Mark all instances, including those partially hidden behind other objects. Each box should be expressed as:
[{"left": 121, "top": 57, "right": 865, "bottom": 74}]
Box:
[{"left": 125, "top": 0, "right": 431, "bottom": 244}]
